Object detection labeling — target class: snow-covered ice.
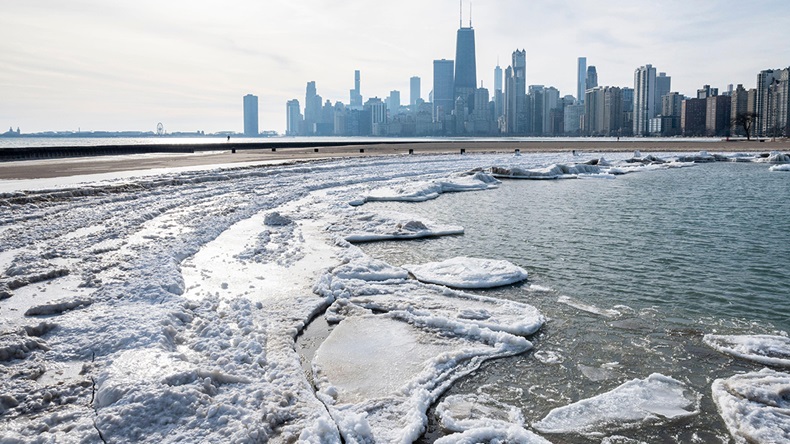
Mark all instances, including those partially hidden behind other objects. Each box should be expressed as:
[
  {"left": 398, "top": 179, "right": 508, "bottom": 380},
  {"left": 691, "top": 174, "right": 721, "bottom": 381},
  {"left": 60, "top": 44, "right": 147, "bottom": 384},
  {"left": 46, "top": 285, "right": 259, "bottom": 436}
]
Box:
[
  {"left": 352, "top": 169, "right": 500, "bottom": 205},
  {"left": 331, "top": 210, "right": 464, "bottom": 242},
  {"left": 769, "top": 163, "right": 790, "bottom": 172},
  {"left": 403, "top": 257, "right": 529, "bottom": 289},
  {"left": 434, "top": 425, "right": 552, "bottom": 444},
  {"left": 532, "top": 373, "right": 699, "bottom": 435},
  {"left": 703, "top": 334, "right": 790, "bottom": 367},
  {"left": 712, "top": 368, "right": 790, "bottom": 443}
]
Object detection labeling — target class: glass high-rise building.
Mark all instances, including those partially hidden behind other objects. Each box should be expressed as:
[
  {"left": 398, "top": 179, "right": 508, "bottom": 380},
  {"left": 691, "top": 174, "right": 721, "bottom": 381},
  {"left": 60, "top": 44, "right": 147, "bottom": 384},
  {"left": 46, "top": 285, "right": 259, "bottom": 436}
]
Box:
[
  {"left": 410, "top": 76, "right": 421, "bottom": 105},
  {"left": 577, "top": 57, "right": 587, "bottom": 104},
  {"left": 454, "top": 25, "right": 477, "bottom": 107},
  {"left": 633, "top": 64, "right": 657, "bottom": 136},
  {"left": 433, "top": 59, "right": 455, "bottom": 120},
  {"left": 243, "top": 94, "right": 258, "bottom": 137}
]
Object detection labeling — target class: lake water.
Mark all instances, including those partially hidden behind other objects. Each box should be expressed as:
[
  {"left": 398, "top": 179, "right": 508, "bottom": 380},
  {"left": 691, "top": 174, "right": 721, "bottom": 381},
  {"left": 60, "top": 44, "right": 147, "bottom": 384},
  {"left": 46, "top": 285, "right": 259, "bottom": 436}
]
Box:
[{"left": 357, "top": 162, "right": 789, "bottom": 442}]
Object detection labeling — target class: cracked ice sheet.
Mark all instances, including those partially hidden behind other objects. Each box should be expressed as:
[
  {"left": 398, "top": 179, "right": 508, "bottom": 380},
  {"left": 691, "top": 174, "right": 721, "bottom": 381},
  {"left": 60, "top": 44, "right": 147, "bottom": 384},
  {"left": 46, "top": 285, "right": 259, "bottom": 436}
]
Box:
[
  {"left": 703, "top": 334, "right": 790, "bottom": 367},
  {"left": 311, "top": 248, "right": 542, "bottom": 442},
  {"left": 712, "top": 368, "right": 790, "bottom": 444},
  {"left": 532, "top": 373, "right": 699, "bottom": 436}
]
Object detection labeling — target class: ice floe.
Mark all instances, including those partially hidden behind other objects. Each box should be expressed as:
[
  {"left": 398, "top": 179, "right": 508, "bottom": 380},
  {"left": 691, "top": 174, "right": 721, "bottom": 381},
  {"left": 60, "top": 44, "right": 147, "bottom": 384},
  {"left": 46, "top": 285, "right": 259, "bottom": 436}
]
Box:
[
  {"left": 712, "top": 368, "right": 790, "bottom": 443},
  {"left": 491, "top": 163, "right": 601, "bottom": 179},
  {"left": 703, "top": 334, "right": 790, "bottom": 367},
  {"left": 532, "top": 373, "right": 699, "bottom": 435},
  {"left": 352, "top": 169, "right": 499, "bottom": 205},
  {"left": 769, "top": 164, "right": 790, "bottom": 172},
  {"left": 403, "top": 256, "right": 529, "bottom": 289},
  {"left": 311, "top": 247, "right": 544, "bottom": 442},
  {"left": 330, "top": 210, "right": 464, "bottom": 242}
]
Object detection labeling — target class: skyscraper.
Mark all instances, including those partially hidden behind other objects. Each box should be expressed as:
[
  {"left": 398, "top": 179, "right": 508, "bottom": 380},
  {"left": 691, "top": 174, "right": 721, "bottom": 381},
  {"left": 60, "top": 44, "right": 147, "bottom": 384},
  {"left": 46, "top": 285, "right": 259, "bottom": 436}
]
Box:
[
  {"left": 304, "top": 81, "right": 322, "bottom": 135},
  {"left": 633, "top": 64, "right": 657, "bottom": 136},
  {"left": 350, "top": 70, "right": 362, "bottom": 109},
  {"left": 586, "top": 66, "right": 598, "bottom": 91},
  {"left": 505, "top": 49, "right": 527, "bottom": 134},
  {"left": 655, "top": 72, "right": 671, "bottom": 107},
  {"left": 453, "top": 19, "right": 477, "bottom": 107},
  {"left": 286, "top": 99, "right": 302, "bottom": 136},
  {"left": 577, "top": 57, "right": 587, "bottom": 104},
  {"left": 243, "top": 94, "right": 258, "bottom": 137},
  {"left": 494, "top": 63, "right": 504, "bottom": 119},
  {"left": 410, "top": 76, "right": 421, "bottom": 106},
  {"left": 433, "top": 59, "right": 455, "bottom": 121}
]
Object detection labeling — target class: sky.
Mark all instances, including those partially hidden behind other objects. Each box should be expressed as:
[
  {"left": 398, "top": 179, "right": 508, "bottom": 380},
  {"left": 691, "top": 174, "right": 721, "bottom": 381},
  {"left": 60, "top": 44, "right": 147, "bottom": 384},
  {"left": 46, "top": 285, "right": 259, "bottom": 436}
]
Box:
[{"left": 2, "top": 0, "right": 789, "bottom": 135}]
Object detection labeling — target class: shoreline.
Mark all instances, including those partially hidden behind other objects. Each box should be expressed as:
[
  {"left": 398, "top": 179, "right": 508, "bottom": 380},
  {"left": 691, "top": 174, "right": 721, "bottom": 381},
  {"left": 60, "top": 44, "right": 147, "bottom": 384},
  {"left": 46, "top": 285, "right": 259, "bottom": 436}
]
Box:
[{"left": 1, "top": 139, "right": 787, "bottom": 180}]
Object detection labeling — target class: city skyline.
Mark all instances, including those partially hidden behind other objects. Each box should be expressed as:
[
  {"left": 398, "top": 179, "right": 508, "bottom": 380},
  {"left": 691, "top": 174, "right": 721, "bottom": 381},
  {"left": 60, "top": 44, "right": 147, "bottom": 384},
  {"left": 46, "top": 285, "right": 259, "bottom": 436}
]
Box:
[{"left": 2, "top": 0, "right": 789, "bottom": 134}]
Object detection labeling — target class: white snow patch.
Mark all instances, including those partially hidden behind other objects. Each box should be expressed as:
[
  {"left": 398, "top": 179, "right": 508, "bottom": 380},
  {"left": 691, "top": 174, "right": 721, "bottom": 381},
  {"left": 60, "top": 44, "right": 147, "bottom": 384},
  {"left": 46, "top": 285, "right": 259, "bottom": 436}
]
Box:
[
  {"left": 703, "top": 334, "right": 790, "bottom": 367},
  {"left": 533, "top": 373, "right": 699, "bottom": 435},
  {"left": 333, "top": 211, "right": 464, "bottom": 242},
  {"left": 712, "top": 368, "right": 790, "bottom": 444},
  {"left": 769, "top": 163, "right": 790, "bottom": 172},
  {"left": 354, "top": 170, "right": 499, "bottom": 205},
  {"left": 403, "top": 257, "right": 528, "bottom": 289}
]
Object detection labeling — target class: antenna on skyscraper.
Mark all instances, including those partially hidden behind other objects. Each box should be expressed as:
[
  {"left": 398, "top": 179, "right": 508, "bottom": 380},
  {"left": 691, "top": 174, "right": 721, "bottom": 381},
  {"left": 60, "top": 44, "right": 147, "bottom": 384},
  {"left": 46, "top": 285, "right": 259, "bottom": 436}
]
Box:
[
  {"left": 459, "top": 0, "right": 463, "bottom": 28},
  {"left": 470, "top": 1, "right": 472, "bottom": 27}
]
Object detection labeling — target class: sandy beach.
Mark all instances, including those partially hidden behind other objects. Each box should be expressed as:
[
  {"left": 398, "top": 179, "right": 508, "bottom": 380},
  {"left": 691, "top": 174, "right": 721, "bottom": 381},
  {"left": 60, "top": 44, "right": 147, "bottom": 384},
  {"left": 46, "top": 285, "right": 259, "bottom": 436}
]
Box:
[{"left": 1, "top": 139, "right": 787, "bottom": 180}]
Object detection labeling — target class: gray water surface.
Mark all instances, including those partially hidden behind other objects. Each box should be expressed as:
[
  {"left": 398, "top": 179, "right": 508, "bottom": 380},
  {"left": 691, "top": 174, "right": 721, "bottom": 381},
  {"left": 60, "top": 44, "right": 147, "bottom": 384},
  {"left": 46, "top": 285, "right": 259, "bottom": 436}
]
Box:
[{"left": 358, "top": 161, "right": 789, "bottom": 442}]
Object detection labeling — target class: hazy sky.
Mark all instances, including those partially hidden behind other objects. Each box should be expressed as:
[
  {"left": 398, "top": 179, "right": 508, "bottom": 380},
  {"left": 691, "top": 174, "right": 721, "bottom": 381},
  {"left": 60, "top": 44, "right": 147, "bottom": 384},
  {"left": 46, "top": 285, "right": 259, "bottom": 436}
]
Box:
[{"left": 2, "top": 0, "right": 789, "bottom": 135}]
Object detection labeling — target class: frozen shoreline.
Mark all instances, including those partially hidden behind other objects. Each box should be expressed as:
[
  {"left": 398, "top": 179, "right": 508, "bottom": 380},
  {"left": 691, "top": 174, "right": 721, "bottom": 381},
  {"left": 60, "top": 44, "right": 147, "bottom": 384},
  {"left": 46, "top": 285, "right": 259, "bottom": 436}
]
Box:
[{"left": 1, "top": 151, "right": 789, "bottom": 442}]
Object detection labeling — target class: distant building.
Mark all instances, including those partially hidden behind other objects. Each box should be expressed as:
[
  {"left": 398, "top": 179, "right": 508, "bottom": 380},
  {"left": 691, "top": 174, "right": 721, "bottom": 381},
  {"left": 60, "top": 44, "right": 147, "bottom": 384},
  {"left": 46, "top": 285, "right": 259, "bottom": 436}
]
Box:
[
  {"left": 285, "top": 99, "right": 302, "bottom": 136},
  {"left": 304, "top": 81, "right": 322, "bottom": 135},
  {"left": 506, "top": 50, "right": 527, "bottom": 134},
  {"left": 621, "top": 87, "right": 634, "bottom": 136},
  {"left": 433, "top": 59, "right": 455, "bottom": 122},
  {"left": 243, "top": 94, "right": 259, "bottom": 137},
  {"left": 681, "top": 98, "right": 707, "bottom": 136},
  {"left": 697, "top": 84, "right": 717, "bottom": 99},
  {"left": 586, "top": 66, "right": 598, "bottom": 91},
  {"left": 661, "top": 92, "right": 683, "bottom": 136},
  {"left": 585, "top": 86, "right": 623, "bottom": 136},
  {"left": 387, "top": 91, "right": 401, "bottom": 116},
  {"left": 454, "top": 23, "right": 477, "bottom": 109},
  {"left": 730, "top": 84, "right": 749, "bottom": 136},
  {"left": 493, "top": 64, "right": 504, "bottom": 119},
  {"left": 350, "top": 70, "right": 362, "bottom": 109},
  {"left": 564, "top": 103, "right": 584, "bottom": 136},
  {"left": 655, "top": 72, "right": 671, "bottom": 107},
  {"left": 756, "top": 67, "right": 790, "bottom": 137},
  {"left": 706, "top": 95, "right": 732, "bottom": 136},
  {"left": 577, "top": 57, "right": 587, "bottom": 104},
  {"left": 410, "top": 77, "right": 421, "bottom": 106},
  {"left": 633, "top": 64, "right": 657, "bottom": 136},
  {"left": 542, "top": 87, "right": 560, "bottom": 135}
]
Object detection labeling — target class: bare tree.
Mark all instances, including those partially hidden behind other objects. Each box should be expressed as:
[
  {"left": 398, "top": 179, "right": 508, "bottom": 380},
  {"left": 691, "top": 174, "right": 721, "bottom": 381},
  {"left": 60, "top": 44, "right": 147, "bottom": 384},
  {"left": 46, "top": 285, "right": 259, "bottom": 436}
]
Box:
[{"left": 732, "top": 112, "right": 758, "bottom": 141}]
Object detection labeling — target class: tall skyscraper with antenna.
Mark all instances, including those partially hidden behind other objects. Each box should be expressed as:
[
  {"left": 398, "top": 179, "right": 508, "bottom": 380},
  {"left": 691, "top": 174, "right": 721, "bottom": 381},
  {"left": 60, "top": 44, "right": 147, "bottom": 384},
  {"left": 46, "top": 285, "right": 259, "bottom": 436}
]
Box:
[{"left": 453, "top": 1, "right": 477, "bottom": 109}]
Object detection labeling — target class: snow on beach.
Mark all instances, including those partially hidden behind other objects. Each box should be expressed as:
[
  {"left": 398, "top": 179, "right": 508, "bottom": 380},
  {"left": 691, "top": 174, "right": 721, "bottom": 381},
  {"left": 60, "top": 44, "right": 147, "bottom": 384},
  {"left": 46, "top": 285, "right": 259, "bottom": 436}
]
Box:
[{"left": 1, "top": 150, "right": 788, "bottom": 442}]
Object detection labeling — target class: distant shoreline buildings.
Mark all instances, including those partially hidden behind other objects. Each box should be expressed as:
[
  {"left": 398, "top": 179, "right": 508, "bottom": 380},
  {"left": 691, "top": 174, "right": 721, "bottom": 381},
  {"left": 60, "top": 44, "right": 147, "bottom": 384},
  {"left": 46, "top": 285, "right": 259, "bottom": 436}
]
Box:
[{"left": 280, "top": 9, "right": 789, "bottom": 139}]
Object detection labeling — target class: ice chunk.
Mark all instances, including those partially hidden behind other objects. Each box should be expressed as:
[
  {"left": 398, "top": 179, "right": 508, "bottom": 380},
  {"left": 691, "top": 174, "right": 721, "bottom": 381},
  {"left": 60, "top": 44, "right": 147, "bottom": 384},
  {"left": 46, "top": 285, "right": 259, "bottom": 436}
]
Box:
[
  {"left": 313, "top": 314, "right": 525, "bottom": 443},
  {"left": 435, "top": 393, "right": 524, "bottom": 432},
  {"left": 712, "top": 368, "right": 790, "bottom": 444},
  {"left": 533, "top": 373, "right": 699, "bottom": 435},
  {"left": 25, "top": 296, "right": 93, "bottom": 316},
  {"left": 703, "top": 334, "right": 790, "bottom": 367},
  {"left": 332, "top": 256, "right": 409, "bottom": 282},
  {"left": 263, "top": 211, "right": 292, "bottom": 226},
  {"left": 434, "top": 425, "right": 552, "bottom": 444},
  {"left": 492, "top": 164, "right": 598, "bottom": 180},
  {"left": 769, "top": 164, "right": 790, "bottom": 172},
  {"left": 334, "top": 211, "right": 464, "bottom": 242},
  {"left": 355, "top": 170, "right": 500, "bottom": 205},
  {"left": 403, "top": 256, "right": 528, "bottom": 289}
]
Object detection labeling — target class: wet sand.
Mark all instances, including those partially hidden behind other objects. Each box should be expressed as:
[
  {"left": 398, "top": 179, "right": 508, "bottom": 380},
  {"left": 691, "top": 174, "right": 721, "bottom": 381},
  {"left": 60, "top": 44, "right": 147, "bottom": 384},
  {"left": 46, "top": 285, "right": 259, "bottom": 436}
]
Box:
[{"left": 1, "top": 139, "right": 787, "bottom": 180}]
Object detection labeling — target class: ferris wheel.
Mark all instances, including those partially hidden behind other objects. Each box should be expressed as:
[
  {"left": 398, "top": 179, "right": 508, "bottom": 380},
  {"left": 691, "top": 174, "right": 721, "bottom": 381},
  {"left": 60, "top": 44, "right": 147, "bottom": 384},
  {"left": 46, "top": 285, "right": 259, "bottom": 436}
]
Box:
[{"left": 156, "top": 122, "right": 164, "bottom": 136}]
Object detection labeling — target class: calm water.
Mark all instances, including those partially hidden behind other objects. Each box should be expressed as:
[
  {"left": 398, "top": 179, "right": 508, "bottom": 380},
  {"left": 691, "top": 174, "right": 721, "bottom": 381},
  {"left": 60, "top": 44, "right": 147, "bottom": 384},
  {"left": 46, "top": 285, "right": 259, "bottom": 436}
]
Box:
[{"left": 359, "top": 162, "right": 790, "bottom": 442}]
